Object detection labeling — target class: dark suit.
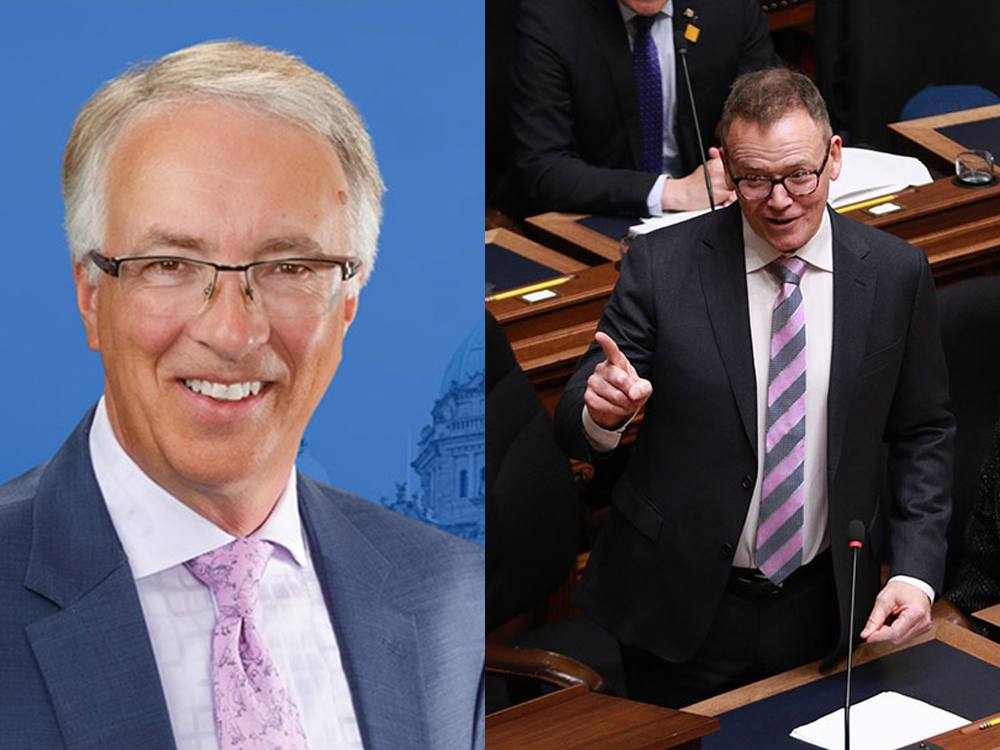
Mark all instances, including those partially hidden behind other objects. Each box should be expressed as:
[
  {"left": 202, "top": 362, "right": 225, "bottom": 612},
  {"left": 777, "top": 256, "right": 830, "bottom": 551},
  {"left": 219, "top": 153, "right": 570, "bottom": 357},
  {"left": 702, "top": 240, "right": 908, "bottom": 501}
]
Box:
[
  {"left": 554, "top": 205, "right": 953, "bottom": 669},
  {"left": 510, "top": 0, "right": 776, "bottom": 217},
  {"left": 0, "top": 409, "right": 484, "bottom": 750}
]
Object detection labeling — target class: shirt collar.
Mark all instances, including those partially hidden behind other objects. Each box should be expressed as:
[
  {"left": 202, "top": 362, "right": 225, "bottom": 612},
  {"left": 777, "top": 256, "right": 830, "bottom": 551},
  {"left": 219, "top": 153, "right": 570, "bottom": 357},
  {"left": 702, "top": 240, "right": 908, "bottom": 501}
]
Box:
[
  {"left": 89, "top": 396, "right": 308, "bottom": 579},
  {"left": 618, "top": 0, "right": 673, "bottom": 26},
  {"left": 743, "top": 207, "right": 833, "bottom": 274}
]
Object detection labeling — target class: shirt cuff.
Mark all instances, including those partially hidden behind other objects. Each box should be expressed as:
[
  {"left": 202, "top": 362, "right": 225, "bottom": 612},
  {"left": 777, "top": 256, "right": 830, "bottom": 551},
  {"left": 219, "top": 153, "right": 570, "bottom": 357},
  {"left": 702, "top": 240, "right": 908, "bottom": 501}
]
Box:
[
  {"left": 646, "top": 174, "right": 668, "bottom": 217},
  {"left": 582, "top": 405, "right": 635, "bottom": 453},
  {"left": 887, "top": 575, "right": 935, "bottom": 604}
]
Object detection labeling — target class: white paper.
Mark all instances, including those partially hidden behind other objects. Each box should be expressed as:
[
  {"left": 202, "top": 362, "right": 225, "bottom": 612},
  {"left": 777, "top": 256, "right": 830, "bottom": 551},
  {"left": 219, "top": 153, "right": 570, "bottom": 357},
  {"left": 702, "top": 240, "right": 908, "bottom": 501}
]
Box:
[
  {"left": 790, "top": 691, "right": 968, "bottom": 750},
  {"left": 627, "top": 148, "right": 933, "bottom": 236},
  {"left": 829, "top": 148, "right": 932, "bottom": 208}
]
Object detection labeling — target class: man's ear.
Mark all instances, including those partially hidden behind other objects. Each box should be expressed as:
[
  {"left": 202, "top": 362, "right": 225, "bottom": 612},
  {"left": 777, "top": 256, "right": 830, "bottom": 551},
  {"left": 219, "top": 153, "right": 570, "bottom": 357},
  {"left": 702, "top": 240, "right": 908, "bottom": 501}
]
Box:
[
  {"left": 828, "top": 134, "right": 844, "bottom": 182},
  {"left": 342, "top": 292, "right": 359, "bottom": 334},
  {"left": 74, "top": 262, "right": 101, "bottom": 351}
]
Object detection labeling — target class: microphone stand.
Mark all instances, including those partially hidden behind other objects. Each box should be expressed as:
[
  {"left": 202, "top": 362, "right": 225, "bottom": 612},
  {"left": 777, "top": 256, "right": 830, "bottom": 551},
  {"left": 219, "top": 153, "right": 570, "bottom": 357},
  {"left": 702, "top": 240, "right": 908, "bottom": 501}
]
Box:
[
  {"left": 675, "top": 38, "right": 716, "bottom": 211},
  {"left": 845, "top": 536, "right": 862, "bottom": 750}
]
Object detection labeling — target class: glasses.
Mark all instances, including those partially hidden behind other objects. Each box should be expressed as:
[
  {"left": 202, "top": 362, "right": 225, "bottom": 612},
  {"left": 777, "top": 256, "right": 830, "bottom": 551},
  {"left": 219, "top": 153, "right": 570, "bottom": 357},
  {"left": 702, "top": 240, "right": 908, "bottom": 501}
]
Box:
[
  {"left": 728, "top": 140, "right": 833, "bottom": 201},
  {"left": 88, "top": 251, "right": 361, "bottom": 320}
]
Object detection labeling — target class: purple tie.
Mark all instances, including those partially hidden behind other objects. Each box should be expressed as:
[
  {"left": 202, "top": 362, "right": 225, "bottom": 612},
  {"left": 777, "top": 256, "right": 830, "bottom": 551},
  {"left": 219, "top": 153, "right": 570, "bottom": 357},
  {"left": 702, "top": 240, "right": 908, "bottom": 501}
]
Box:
[
  {"left": 633, "top": 15, "right": 663, "bottom": 174},
  {"left": 756, "top": 255, "right": 808, "bottom": 585},
  {"left": 185, "top": 538, "right": 308, "bottom": 749}
]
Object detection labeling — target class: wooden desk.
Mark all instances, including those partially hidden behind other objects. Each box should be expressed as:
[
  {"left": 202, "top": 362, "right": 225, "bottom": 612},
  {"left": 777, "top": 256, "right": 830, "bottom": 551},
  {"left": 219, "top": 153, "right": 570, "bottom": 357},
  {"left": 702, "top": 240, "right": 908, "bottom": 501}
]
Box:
[
  {"left": 488, "top": 262, "right": 618, "bottom": 414},
  {"left": 684, "top": 621, "right": 1000, "bottom": 717},
  {"left": 486, "top": 227, "right": 587, "bottom": 275},
  {"left": 890, "top": 104, "right": 1000, "bottom": 172},
  {"left": 487, "top": 684, "right": 720, "bottom": 750},
  {"left": 525, "top": 212, "right": 625, "bottom": 264},
  {"left": 973, "top": 603, "right": 1000, "bottom": 630}
]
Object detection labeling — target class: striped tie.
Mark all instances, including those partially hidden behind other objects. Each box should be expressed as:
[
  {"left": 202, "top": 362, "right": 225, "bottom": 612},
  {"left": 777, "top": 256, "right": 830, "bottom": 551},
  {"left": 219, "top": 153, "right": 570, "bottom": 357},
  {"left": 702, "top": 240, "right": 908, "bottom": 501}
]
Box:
[{"left": 756, "top": 255, "right": 808, "bottom": 585}]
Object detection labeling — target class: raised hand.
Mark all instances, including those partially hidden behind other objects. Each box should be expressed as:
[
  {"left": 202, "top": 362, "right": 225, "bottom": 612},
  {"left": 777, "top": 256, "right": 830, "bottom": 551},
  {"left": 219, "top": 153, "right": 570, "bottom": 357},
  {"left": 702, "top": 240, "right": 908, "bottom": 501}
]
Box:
[{"left": 584, "top": 332, "right": 653, "bottom": 430}]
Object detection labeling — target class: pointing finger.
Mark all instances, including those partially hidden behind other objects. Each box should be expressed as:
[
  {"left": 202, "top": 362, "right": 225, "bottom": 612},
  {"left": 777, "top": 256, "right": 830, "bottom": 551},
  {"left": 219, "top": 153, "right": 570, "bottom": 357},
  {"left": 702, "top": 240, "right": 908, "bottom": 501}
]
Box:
[{"left": 595, "top": 331, "right": 630, "bottom": 370}]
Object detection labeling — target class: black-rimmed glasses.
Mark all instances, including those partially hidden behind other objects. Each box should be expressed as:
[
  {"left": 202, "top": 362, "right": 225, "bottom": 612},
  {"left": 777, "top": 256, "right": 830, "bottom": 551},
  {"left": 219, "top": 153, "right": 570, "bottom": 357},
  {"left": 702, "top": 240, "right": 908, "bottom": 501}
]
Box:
[
  {"left": 727, "top": 140, "right": 833, "bottom": 201},
  {"left": 88, "top": 251, "right": 361, "bottom": 320}
]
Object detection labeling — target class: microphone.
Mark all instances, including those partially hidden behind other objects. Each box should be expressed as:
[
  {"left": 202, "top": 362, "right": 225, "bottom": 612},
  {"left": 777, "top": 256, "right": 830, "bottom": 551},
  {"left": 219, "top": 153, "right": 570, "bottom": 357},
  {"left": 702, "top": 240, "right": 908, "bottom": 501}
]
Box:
[
  {"left": 844, "top": 520, "right": 865, "bottom": 750},
  {"left": 673, "top": 26, "right": 716, "bottom": 211}
]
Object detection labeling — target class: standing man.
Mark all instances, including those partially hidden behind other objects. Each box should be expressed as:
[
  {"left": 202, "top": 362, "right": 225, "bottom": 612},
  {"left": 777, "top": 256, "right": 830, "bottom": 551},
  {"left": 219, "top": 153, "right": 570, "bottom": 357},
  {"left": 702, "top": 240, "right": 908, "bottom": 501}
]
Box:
[
  {"left": 554, "top": 68, "right": 953, "bottom": 707},
  {"left": 510, "top": 0, "right": 777, "bottom": 217},
  {"left": 0, "top": 41, "right": 483, "bottom": 749}
]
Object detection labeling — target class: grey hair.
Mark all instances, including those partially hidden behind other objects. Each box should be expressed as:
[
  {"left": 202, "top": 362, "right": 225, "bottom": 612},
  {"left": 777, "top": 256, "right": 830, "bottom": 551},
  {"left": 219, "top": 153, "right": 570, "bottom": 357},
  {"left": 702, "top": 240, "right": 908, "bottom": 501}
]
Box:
[{"left": 62, "top": 40, "right": 385, "bottom": 295}]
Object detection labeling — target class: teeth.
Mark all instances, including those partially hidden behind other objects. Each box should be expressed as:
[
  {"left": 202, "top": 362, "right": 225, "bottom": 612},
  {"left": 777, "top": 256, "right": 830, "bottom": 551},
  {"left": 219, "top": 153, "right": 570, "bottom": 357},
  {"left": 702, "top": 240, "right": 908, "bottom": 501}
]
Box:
[{"left": 183, "top": 379, "right": 264, "bottom": 401}]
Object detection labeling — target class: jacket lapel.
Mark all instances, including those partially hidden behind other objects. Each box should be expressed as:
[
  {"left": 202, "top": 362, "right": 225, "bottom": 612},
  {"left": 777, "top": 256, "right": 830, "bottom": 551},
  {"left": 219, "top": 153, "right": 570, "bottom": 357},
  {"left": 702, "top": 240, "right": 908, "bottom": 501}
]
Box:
[
  {"left": 299, "top": 479, "right": 429, "bottom": 750},
  {"left": 591, "top": 0, "right": 643, "bottom": 169},
  {"left": 24, "top": 411, "right": 175, "bottom": 750},
  {"left": 827, "top": 210, "right": 877, "bottom": 482},
  {"left": 699, "top": 206, "right": 758, "bottom": 454}
]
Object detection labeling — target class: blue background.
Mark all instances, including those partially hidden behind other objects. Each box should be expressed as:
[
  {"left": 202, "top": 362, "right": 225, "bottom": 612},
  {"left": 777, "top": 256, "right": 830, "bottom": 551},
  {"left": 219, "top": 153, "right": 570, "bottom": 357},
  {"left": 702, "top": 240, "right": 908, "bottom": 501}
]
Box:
[{"left": 0, "top": 2, "right": 483, "bottom": 506}]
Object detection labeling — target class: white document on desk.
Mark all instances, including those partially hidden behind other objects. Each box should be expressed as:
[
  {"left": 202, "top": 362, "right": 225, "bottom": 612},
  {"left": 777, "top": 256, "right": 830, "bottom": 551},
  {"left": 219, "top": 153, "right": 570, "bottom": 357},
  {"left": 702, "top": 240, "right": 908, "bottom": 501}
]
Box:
[
  {"left": 627, "top": 147, "right": 934, "bottom": 236},
  {"left": 790, "top": 691, "right": 968, "bottom": 750}
]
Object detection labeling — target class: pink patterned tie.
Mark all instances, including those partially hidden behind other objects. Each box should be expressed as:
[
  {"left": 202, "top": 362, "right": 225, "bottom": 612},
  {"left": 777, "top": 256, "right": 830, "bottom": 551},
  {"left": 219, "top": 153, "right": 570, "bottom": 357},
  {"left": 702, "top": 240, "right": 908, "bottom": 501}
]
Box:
[{"left": 185, "top": 538, "right": 308, "bottom": 749}]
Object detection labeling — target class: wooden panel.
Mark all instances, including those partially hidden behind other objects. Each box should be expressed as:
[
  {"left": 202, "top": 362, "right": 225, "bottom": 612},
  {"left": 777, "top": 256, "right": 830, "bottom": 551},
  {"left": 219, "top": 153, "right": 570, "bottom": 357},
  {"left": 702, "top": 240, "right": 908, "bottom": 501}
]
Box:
[
  {"left": 525, "top": 212, "right": 625, "bottom": 263},
  {"left": 889, "top": 104, "right": 1000, "bottom": 171},
  {"left": 487, "top": 685, "right": 719, "bottom": 750},
  {"left": 486, "top": 227, "right": 588, "bottom": 274},
  {"left": 764, "top": 0, "right": 815, "bottom": 32}
]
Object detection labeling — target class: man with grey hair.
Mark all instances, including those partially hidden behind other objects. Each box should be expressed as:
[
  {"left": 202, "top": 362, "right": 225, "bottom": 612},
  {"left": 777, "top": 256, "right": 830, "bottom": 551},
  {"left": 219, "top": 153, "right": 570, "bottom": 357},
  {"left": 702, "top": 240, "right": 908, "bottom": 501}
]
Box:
[
  {"left": 555, "top": 67, "right": 953, "bottom": 707},
  {"left": 0, "top": 41, "right": 483, "bottom": 749}
]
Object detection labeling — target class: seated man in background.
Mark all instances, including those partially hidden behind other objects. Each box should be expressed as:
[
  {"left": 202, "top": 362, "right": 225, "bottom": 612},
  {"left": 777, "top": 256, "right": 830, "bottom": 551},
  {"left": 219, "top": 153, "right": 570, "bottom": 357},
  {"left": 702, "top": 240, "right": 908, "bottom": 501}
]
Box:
[
  {"left": 554, "top": 67, "right": 953, "bottom": 708},
  {"left": 947, "top": 419, "right": 1000, "bottom": 628},
  {"left": 0, "top": 41, "right": 482, "bottom": 750},
  {"left": 510, "top": 0, "right": 777, "bottom": 217}
]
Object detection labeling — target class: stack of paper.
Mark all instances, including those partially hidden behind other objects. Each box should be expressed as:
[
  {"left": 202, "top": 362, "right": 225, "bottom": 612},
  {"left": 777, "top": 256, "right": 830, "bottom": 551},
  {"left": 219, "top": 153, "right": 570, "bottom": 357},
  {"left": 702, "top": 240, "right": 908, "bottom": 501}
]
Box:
[{"left": 790, "top": 691, "right": 968, "bottom": 750}]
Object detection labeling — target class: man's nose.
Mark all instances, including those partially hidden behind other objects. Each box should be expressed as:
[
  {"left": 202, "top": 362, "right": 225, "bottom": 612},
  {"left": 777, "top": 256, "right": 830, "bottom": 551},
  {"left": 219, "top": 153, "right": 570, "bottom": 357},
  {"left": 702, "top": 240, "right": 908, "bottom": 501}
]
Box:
[
  {"left": 185, "top": 271, "right": 270, "bottom": 361},
  {"left": 767, "top": 181, "right": 794, "bottom": 210}
]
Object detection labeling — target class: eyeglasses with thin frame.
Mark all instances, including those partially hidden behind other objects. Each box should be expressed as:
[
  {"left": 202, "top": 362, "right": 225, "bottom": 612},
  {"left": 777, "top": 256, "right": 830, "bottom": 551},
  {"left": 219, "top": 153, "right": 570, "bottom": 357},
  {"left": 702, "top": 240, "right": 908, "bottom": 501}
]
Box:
[
  {"left": 88, "top": 251, "right": 361, "bottom": 320},
  {"left": 727, "top": 139, "right": 834, "bottom": 201}
]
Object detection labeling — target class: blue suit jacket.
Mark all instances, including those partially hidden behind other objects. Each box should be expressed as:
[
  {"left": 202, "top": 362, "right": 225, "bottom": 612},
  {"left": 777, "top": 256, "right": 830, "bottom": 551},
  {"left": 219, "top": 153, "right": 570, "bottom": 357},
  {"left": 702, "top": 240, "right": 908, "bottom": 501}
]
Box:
[{"left": 0, "top": 409, "right": 484, "bottom": 749}]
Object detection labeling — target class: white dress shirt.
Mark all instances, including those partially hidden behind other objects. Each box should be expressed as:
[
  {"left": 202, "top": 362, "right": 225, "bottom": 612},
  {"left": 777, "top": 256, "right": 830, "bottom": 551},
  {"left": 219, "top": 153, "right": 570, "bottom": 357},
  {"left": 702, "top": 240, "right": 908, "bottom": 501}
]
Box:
[
  {"left": 617, "top": 1, "right": 683, "bottom": 216},
  {"left": 89, "top": 397, "right": 365, "bottom": 750},
  {"left": 584, "top": 211, "right": 933, "bottom": 601}
]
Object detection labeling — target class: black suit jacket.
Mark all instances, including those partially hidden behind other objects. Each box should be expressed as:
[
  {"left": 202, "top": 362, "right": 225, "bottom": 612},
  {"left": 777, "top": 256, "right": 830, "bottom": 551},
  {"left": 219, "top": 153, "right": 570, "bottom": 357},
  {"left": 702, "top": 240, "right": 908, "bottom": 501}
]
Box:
[
  {"left": 554, "top": 206, "right": 954, "bottom": 663},
  {"left": 511, "top": 0, "right": 776, "bottom": 217}
]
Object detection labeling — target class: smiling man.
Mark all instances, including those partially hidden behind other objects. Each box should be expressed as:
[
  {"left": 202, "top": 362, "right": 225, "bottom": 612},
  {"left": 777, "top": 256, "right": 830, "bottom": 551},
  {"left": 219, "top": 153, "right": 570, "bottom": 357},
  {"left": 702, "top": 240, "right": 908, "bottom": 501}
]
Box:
[
  {"left": 554, "top": 68, "right": 953, "bottom": 707},
  {"left": 0, "top": 42, "right": 483, "bottom": 749}
]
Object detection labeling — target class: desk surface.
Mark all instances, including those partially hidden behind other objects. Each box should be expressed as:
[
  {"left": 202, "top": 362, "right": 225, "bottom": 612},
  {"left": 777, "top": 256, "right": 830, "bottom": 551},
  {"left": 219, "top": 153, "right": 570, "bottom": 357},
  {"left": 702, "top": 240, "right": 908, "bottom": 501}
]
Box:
[
  {"left": 487, "top": 684, "right": 719, "bottom": 750},
  {"left": 890, "top": 104, "right": 1000, "bottom": 169},
  {"left": 974, "top": 603, "right": 1000, "bottom": 629},
  {"left": 684, "top": 622, "right": 1000, "bottom": 749}
]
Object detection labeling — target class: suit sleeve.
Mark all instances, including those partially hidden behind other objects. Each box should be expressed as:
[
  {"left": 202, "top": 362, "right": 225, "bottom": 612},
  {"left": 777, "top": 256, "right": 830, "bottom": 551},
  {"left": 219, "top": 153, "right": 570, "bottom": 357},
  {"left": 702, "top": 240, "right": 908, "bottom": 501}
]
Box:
[
  {"left": 737, "top": 0, "right": 781, "bottom": 75},
  {"left": 884, "top": 254, "right": 955, "bottom": 593},
  {"left": 511, "top": 3, "right": 659, "bottom": 216},
  {"left": 554, "top": 234, "right": 657, "bottom": 460}
]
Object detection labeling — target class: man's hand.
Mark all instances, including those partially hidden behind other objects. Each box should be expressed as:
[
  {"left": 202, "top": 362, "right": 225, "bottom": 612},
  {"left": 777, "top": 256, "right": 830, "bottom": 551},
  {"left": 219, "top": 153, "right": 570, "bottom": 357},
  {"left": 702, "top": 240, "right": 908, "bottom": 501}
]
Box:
[
  {"left": 660, "top": 147, "right": 737, "bottom": 211},
  {"left": 860, "top": 580, "right": 933, "bottom": 646},
  {"left": 584, "top": 332, "right": 653, "bottom": 430}
]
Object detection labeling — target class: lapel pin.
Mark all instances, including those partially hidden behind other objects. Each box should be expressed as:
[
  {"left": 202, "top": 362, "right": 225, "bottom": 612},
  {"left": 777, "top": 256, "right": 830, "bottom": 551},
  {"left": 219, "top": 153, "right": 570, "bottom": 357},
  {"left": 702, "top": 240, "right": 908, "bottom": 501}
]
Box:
[{"left": 685, "top": 22, "right": 701, "bottom": 43}]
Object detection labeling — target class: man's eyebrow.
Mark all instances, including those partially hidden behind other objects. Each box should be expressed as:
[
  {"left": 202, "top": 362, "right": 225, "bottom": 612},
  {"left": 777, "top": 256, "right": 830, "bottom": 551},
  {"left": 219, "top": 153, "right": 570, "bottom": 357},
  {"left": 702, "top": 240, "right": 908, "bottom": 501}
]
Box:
[
  {"left": 135, "top": 228, "right": 207, "bottom": 254},
  {"left": 258, "top": 236, "right": 326, "bottom": 256}
]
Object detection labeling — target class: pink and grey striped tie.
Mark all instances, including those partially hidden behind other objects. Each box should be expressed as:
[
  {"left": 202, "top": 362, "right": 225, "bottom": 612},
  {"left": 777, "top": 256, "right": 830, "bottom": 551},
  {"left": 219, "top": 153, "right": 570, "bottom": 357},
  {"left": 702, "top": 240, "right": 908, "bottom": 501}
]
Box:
[
  {"left": 756, "top": 255, "right": 808, "bottom": 585},
  {"left": 185, "top": 538, "right": 309, "bottom": 749}
]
